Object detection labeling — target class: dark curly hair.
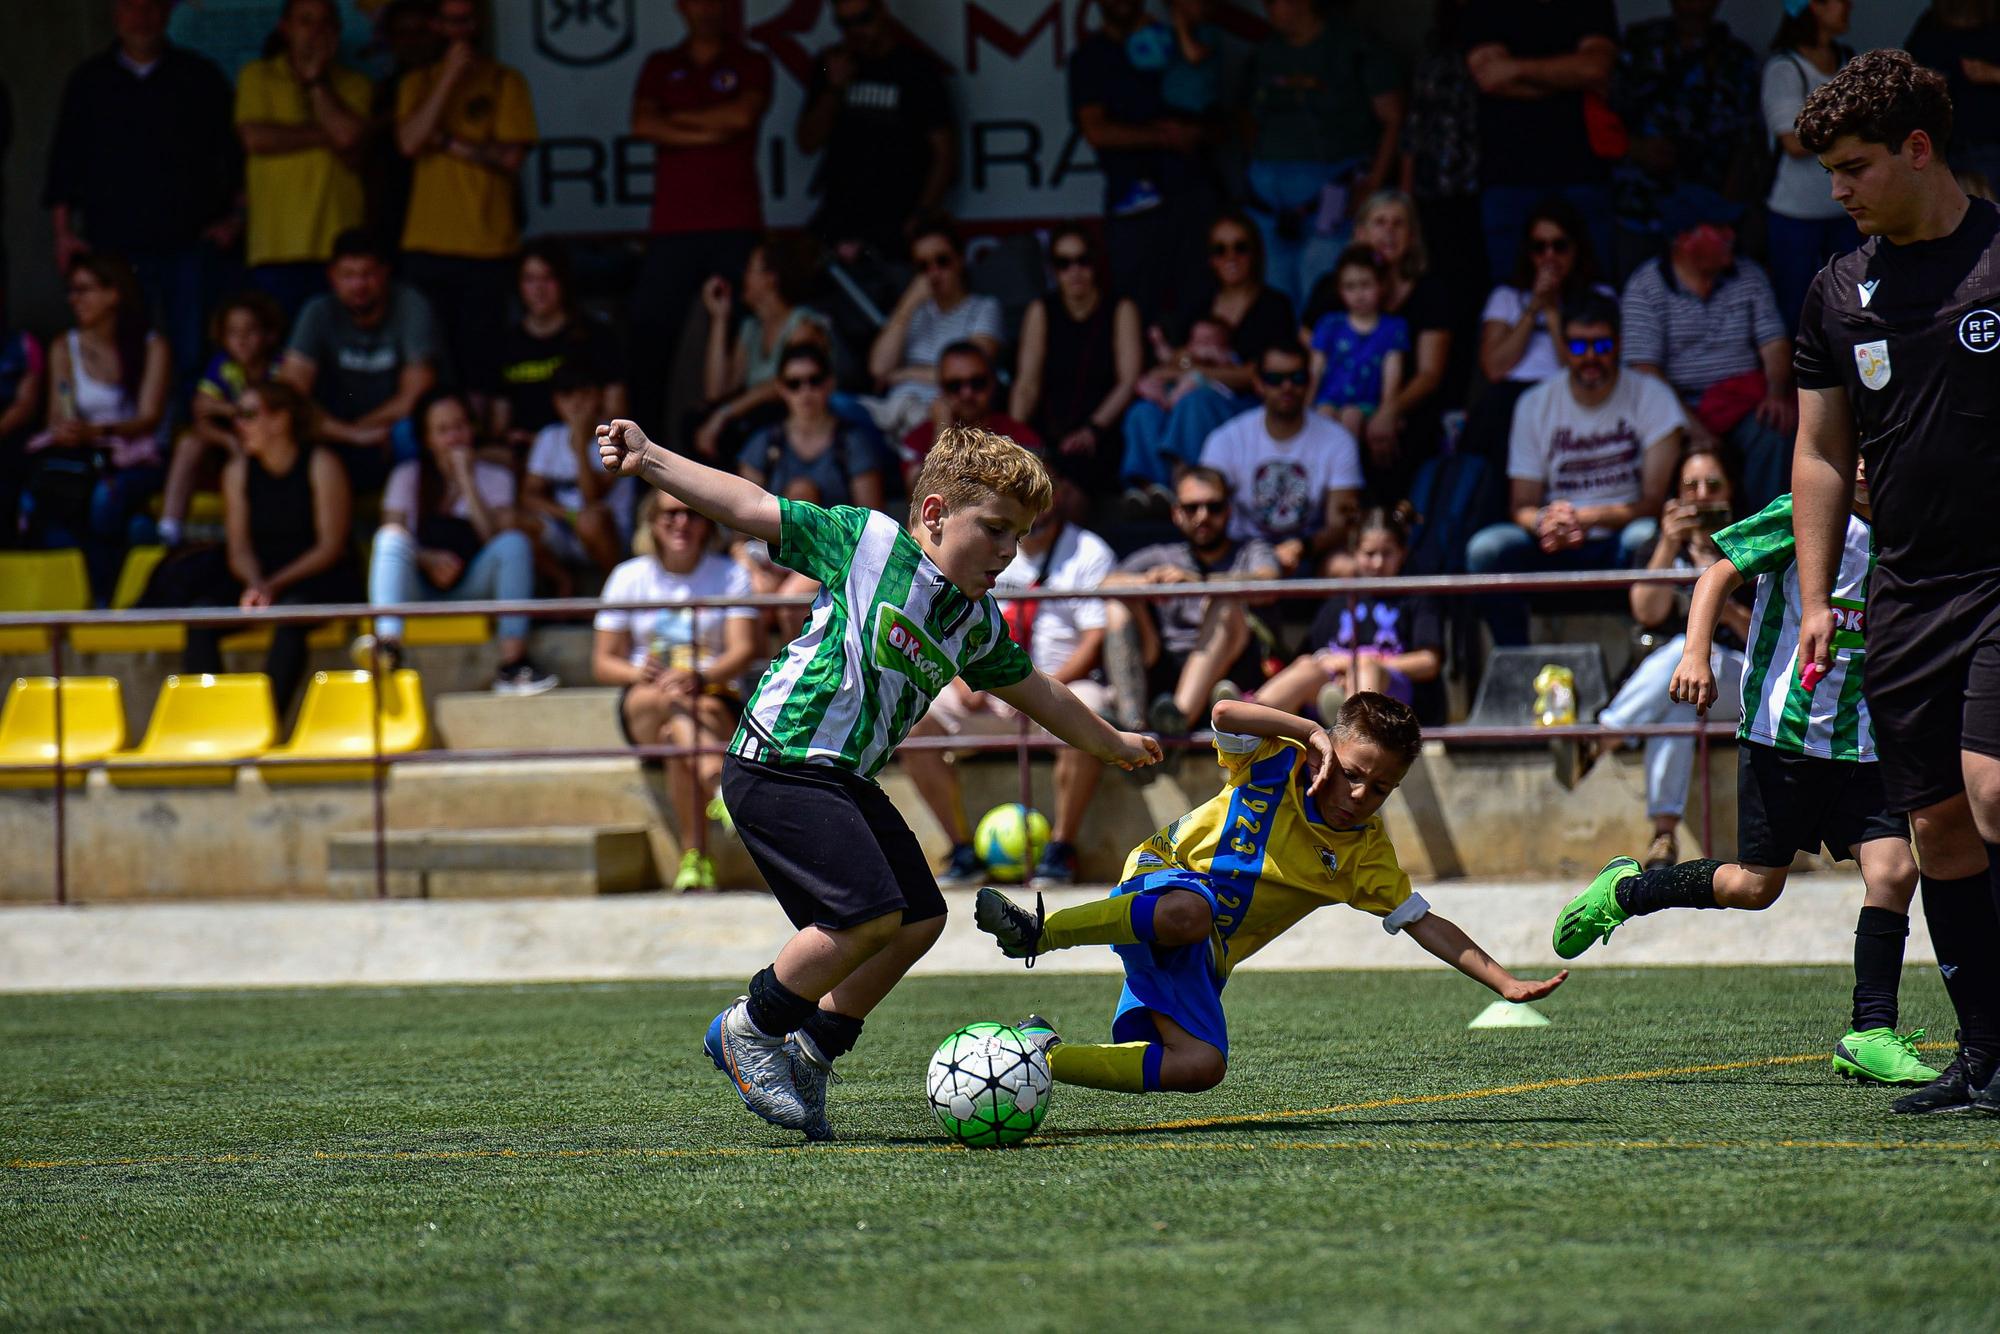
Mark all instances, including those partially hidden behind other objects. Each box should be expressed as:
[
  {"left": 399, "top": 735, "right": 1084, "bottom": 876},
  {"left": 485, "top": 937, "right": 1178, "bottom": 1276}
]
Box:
[
  {"left": 1333, "top": 691, "right": 1424, "bottom": 766},
  {"left": 1796, "top": 49, "right": 1954, "bottom": 156}
]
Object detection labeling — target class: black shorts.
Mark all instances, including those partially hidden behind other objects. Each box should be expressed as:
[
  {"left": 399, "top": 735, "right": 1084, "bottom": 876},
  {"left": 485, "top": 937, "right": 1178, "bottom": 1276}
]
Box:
[
  {"left": 720, "top": 753, "right": 946, "bottom": 931},
  {"left": 1865, "top": 569, "right": 2000, "bottom": 813},
  {"left": 1736, "top": 743, "right": 1908, "bottom": 867}
]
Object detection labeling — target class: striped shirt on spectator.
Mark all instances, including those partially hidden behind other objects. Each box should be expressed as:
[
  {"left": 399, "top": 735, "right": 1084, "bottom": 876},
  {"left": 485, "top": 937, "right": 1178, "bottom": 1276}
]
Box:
[{"left": 1619, "top": 257, "right": 1787, "bottom": 396}]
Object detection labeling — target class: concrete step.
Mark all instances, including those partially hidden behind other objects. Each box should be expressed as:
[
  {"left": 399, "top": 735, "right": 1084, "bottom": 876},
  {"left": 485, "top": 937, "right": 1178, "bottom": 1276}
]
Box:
[
  {"left": 432, "top": 687, "right": 624, "bottom": 751},
  {"left": 326, "top": 823, "right": 657, "bottom": 898}
]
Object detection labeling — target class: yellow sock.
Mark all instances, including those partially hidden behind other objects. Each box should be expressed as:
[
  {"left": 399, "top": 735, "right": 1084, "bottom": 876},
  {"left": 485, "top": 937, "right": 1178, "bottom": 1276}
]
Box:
[
  {"left": 1049, "top": 1041, "right": 1158, "bottom": 1092},
  {"left": 1040, "top": 895, "right": 1144, "bottom": 951}
]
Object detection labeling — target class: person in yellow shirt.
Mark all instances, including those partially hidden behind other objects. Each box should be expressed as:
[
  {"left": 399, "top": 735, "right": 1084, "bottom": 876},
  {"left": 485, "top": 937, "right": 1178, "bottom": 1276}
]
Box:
[
  {"left": 975, "top": 693, "right": 1569, "bottom": 1093},
  {"left": 235, "top": 0, "right": 371, "bottom": 320},
  {"left": 394, "top": 0, "right": 537, "bottom": 388}
]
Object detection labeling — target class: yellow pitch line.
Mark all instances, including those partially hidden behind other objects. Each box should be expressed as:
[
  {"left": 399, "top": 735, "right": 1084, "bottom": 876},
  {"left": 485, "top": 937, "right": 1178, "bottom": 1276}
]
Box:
[{"left": 11, "top": 1138, "right": 2000, "bottom": 1172}]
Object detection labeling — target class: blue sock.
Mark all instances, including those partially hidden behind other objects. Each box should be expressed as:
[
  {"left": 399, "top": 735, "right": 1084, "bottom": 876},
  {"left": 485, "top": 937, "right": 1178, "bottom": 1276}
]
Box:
[
  {"left": 1141, "top": 1043, "right": 1164, "bottom": 1093},
  {"left": 1129, "top": 894, "right": 1159, "bottom": 943}
]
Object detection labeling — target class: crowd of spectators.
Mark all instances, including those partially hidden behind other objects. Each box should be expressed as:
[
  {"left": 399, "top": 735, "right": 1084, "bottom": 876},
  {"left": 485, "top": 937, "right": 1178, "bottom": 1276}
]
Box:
[{"left": 4, "top": 0, "right": 1999, "bottom": 882}]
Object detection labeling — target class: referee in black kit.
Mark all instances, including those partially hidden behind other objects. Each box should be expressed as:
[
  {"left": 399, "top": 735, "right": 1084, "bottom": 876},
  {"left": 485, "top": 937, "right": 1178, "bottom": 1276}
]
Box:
[{"left": 1790, "top": 50, "right": 2000, "bottom": 1114}]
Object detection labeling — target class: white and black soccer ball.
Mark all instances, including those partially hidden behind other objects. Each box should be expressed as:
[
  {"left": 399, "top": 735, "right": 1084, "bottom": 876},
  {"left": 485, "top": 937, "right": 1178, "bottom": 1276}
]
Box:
[{"left": 925, "top": 1022, "right": 1052, "bottom": 1148}]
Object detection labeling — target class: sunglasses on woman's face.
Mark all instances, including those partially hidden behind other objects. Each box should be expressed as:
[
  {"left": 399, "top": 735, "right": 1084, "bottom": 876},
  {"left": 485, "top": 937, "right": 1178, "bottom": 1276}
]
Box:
[
  {"left": 1528, "top": 237, "right": 1574, "bottom": 257},
  {"left": 1210, "top": 239, "right": 1252, "bottom": 258},
  {"left": 1052, "top": 251, "right": 1092, "bottom": 271},
  {"left": 942, "top": 374, "right": 992, "bottom": 395},
  {"left": 1566, "top": 337, "right": 1616, "bottom": 357},
  {"left": 781, "top": 372, "right": 829, "bottom": 391}
]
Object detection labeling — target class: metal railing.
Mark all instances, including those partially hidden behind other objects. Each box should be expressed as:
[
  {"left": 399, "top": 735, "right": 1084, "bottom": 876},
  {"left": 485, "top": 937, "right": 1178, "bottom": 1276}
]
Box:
[{"left": 2, "top": 567, "right": 1729, "bottom": 904}]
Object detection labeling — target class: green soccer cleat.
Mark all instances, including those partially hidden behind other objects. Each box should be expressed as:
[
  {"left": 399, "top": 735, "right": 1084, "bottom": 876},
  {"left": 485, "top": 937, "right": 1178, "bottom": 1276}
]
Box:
[
  {"left": 1553, "top": 856, "right": 1639, "bottom": 959},
  {"left": 673, "top": 848, "right": 716, "bottom": 892},
  {"left": 1833, "top": 1027, "right": 1943, "bottom": 1086},
  {"left": 974, "top": 887, "right": 1046, "bottom": 964}
]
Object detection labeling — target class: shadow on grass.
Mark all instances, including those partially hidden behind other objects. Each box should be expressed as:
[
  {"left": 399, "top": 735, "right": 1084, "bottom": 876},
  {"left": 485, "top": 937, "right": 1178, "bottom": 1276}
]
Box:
[{"left": 1038, "top": 1111, "right": 1609, "bottom": 1142}]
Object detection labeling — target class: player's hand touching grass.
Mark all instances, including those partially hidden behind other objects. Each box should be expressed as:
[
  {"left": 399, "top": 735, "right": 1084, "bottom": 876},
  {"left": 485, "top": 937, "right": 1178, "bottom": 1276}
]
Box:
[
  {"left": 1499, "top": 970, "right": 1570, "bottom": 1004},
  {"left": 1405, "top": 911, "right": 1570, "bottom": 1002},
  {"left": 1668, "top": 645, "right": 1717, "bottom": 715}
]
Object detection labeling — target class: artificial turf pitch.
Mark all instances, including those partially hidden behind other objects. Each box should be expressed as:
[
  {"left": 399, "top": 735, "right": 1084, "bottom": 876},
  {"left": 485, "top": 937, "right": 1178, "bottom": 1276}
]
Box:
[{"left": 5, "top": 967, "right": 1998, "bottom": 1330}]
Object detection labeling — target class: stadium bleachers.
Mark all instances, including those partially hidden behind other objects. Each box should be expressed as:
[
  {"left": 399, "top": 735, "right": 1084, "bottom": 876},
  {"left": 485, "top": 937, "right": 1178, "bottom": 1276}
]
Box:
[{"left": 0, "top": 676, "right": 126, "bottom": 787}]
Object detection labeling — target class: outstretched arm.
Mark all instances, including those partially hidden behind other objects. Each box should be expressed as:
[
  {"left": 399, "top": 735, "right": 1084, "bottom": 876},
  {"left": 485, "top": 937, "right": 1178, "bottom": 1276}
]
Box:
[
  {"left": 1404, "top": 911, "right": 1568, "bottom": 1002},
  {"left": 597, "top": 418, "right": 781, "bottom": 544},
  {"left": 992, "top": 670, "right": 1162, "bottom": 771}
]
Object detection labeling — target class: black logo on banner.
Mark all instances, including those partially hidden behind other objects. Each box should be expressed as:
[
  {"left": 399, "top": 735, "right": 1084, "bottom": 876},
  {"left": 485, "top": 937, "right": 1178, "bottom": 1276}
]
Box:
[{"left": 534, "top": 0, "right": 635, "bottom": 68}]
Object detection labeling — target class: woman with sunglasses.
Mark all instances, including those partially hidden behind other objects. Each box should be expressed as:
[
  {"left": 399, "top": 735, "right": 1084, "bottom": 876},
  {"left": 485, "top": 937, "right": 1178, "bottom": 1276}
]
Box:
[
  {"left": 1463, "top": 197, "right": 1614, "bottom": 464},
  {"left": 24, "top": 254, "right": 172, "bottom": 600},
  {"left": 156, "top": 380, "right": 363, "bottom": 716},
  {"left": 694, "top": 233, "right": 832, "bottom": 462},
  {"left": 1009, "top": 224, "right": 1142, "bottom": 490},
  {"left": 1121, "top": 211, "right": 1298, "bottom": 491},
  {"left": 866, "top": 218, "right": 1003, "bottom": 436},
  {"left": 738, "top": 342, "right": 887, "bottom": 511},
  {"left": 593, "top": 490, "right": 763, "bottom": 893}
]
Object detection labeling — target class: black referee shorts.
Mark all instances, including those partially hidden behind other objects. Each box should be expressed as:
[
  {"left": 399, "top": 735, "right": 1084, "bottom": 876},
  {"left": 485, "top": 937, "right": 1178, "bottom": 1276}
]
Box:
[
  {"left": 720, "top": 753, "right": 946, "bottom": 931},
  {"left": 1736, "top": 742, "right": 1909, "bottom": 867},
  {"left": 1865, "top": 570, "right": 2000, "bottom": 813}
]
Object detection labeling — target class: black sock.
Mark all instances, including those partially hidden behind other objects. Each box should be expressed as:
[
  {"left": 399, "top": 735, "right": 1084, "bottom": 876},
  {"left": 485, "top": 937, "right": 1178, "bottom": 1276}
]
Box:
[
  {"left": 801, "top": 1009, "right": 865, "bottom": 1064},
  {"left": 1920, "top": 868, "right": 2000, "bottom": 1075},
  {"left": 1850, "top": 905, "right": 1908, "bottom": 1032},
  {"left": 745, "top": 965, "right": 818, "bottom": 1039},
  {"left": 1615, "top": 859, "right": 1723, "bottom": 916}
]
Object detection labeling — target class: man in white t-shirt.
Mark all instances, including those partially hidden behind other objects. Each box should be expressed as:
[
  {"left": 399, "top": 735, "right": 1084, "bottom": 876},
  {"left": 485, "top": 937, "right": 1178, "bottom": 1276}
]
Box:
[
  {"left": 1197, "top": 340, "right": 1364, "bottom": 576},
  {"left": 903, "top": 492, "right": 1116, "bottom": 888},
  {"left": 1466, "top": 292, "right": 1685, "bottom": 645}
]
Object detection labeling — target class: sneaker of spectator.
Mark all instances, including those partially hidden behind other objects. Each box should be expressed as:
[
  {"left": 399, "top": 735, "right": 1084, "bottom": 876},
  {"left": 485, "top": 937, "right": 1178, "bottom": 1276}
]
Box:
[
  {"left": 1196, "top": 340, "right": 1363, "bottom": 578},
  {"left": 236, "top": 0, "right": 372, "bottom": 321},
  {"left": 902, "top": 489, "right": 1115, "bottom": 886},
  {"left": 1464, "top": 292, "right": 1685, "bottom": 647},
  {"left": 1101, "top": 466, "right": 1277, "bottom": 733},
  {"left": 366, "top": 389, "right": 554, "bottom": 692},
  {"left": 1620, "top": 184, "right": 1796, "bottom": 513},
  {"left": 867, "top": 219, "right": 1004, "bottom": 439},
  {"left": 627, "top": 0, "right": 774, "bottom": 431},
  {"left": 796, "top": 0, "right": 955, "bottom": 260},
  {"left": 393, "top": 0, "right": 538, "bottom": 393},
  {"left": 898, "top": 341, "right": 1039, "bottom": 491},
  {"left": 160, "top": 291, "right": 284, "bottom": 547},
  {"left": 278, "top": 227, "right": 441, "bottom": 492}
]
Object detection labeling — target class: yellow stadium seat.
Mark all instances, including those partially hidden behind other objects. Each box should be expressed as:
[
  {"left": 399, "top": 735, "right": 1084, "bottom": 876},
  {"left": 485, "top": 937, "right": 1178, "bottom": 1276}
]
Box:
[
  {"left": 104, "top": 673, "right": 276, "bottom": 786},
  {"left": 0, "top": 676, "right": 126, "bottom": 788},
  {"left": 72, "top": 546, "right": 185, "bottom": 654},
  {"left": 399, "top": 614, "right": 492, "bottom": 647},
  {"left": 146, "top": 489, "right": 224, "bottom": 525},
  {"left": 261, "top": 669, "right": 429, "bottom": 783},
  {"left": 219, "top": 619, "right": 351, "bottom": 653},
  {"left": 0, "top": 550, "right": 91, "bottom": 655}
]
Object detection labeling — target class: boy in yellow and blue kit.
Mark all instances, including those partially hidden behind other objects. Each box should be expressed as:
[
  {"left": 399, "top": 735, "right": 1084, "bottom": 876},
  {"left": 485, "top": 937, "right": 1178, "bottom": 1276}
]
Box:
[{"left": 976, "top": 693, "right": 1570, "bottom": 1093}]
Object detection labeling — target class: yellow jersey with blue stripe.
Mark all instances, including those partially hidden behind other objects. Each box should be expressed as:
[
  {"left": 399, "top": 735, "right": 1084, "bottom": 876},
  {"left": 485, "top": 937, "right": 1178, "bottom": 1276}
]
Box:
[{"left": 1118, "top": 731, "right": 1429, "bottom": 975}]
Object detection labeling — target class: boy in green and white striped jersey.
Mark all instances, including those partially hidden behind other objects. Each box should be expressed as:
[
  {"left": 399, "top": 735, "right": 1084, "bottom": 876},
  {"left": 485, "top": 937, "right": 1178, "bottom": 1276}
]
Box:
[
  {"left": 1554, "top": 461, "right": 1938, "bottom": 1087},
  {"left": 598, "top": 417, "right": 1163, "bottom": 1138}
]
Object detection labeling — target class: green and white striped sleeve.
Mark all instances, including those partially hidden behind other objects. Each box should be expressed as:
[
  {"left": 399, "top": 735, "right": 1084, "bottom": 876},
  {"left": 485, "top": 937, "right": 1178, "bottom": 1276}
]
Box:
[
  {"left": 1712, "top": 493, "right": 1797, "bottom": 578},
  {"left": 772, "top": 498, "right": 871, "bottom": 585}
]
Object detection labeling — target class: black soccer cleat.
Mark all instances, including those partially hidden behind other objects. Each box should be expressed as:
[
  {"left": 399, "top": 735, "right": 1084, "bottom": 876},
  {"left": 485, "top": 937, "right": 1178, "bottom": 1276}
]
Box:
[
  {"left": 1889, "top": 1050, "right": 1979, "bottom": 1114},
  {"left": 974, "top": 886, "right": 1045, "bottom": 966},
  {"left": 1015, "top": 1014, "right": 1062, "bottom": 1055}
]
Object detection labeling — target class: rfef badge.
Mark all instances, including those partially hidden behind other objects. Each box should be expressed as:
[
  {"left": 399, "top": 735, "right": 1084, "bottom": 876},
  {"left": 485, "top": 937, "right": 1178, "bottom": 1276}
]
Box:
[{"left": 1854, "top": 339, "right": 1892, "bottom": 391}]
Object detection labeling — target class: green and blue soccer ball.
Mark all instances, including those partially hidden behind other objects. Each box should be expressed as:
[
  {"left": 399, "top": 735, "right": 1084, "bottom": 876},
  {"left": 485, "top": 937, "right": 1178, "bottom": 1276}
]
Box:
[
  {"left": 973, "top": 803, "right": 1050, "bottom": 883},
  {"left": 926, "top": 1022, "right": 1052, "bottom": 1148}
]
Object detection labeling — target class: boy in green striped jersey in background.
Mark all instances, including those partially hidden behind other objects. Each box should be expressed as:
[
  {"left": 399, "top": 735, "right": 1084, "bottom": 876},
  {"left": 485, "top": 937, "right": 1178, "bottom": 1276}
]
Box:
[
  {"left": 598, "top": 417, "right": 1162, "bottom": 1139},
  {"left": 1554, "top": 460, "right": 1938, "bottom": 1086}
]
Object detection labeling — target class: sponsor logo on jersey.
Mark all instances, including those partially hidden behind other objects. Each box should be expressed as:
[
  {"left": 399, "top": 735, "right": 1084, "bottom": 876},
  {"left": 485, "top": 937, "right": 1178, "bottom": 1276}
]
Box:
[
  {"left": 1958, "top": 309, "right": 2000, "bottom": 354},
  {"left": 873, "top": 606, "right": 954, "bottom": 694},
  {"left": 1854, "top": 339, "right": 1891, "bottom": 390},
  {"left": 1857, "top": 278, "right": 1879, "bottom": 308}
]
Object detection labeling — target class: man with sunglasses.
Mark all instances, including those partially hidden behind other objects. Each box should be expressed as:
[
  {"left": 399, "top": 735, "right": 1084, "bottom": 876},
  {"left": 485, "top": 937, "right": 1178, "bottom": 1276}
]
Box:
[
  {"left": 796, "top": 0, "right": 953, "bottom": 257},
  {"left": 1197, "top": 341, "right": 1362, "bottom": 577},
  {"left": 1102, "top": 466, "right": 1279, "bottom": 735},
  {"left": 1621, "top": 184, "right": 1796, "bottom": 512},
  {"left": 897, "top": 341, "right": 1040, "bottom": 490},
  {"left": 1466, "top": 292, "right": 1683, "bottom": 645}
]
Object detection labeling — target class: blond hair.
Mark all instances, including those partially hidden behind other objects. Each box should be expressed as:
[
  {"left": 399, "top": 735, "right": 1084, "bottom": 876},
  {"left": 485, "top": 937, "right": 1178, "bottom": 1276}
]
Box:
[{"left": 908, "top": 424, "right": 1053, "bottom": 520}]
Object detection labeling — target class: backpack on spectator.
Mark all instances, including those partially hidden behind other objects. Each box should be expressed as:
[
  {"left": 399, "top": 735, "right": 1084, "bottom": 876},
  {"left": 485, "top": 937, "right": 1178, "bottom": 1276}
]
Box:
[{"left": 1404, "top": 451, "right": 1498, "bottom": 576}]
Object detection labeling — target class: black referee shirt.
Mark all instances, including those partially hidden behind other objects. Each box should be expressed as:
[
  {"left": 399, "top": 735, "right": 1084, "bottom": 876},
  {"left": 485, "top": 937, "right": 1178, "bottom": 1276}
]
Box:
[{"left": 1795, "top": 197, "right": 2000, "bottom": 583}]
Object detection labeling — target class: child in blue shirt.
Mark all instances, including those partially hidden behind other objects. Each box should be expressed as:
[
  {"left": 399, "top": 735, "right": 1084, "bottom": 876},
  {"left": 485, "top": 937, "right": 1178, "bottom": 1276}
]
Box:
[{"left": 1308, "top": 245, "right": 1409, "bottom": 445}]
